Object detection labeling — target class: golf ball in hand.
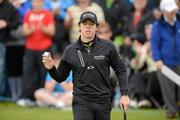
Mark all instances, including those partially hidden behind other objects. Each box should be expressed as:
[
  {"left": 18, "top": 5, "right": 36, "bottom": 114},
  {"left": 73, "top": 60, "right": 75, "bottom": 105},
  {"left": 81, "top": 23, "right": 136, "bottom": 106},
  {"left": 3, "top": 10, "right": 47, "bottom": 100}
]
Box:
[{"left": 43, "top": 52, "right": 49, "bottom": 56}]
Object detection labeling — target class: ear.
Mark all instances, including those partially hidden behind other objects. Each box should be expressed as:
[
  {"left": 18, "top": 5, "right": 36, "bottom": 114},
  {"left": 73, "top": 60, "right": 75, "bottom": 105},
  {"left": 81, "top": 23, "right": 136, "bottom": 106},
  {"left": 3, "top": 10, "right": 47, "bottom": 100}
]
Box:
[
  {"left": 95, "top": 26, "right": 98, "bottom": 32},
  {"left": 78, "top": 23, "right": 81, "bottom": 33},
  {"left": 78, "top": 22, "right": 81, "bottom": 26}
]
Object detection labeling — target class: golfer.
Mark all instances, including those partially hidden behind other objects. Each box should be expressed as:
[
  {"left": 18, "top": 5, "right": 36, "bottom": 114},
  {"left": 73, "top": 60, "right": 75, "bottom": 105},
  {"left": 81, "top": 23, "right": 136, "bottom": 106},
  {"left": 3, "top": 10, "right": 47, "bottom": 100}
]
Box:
[{"left": 42, "top": 11, "right": 130, "bottom": 120}]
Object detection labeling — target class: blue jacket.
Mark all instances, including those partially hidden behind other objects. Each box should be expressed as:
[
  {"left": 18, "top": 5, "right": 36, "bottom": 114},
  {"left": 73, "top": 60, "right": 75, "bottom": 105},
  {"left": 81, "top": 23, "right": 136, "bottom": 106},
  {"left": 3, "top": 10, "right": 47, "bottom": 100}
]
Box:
[{"left": 151, "top": 15, "right": 180, "bottom": 67}]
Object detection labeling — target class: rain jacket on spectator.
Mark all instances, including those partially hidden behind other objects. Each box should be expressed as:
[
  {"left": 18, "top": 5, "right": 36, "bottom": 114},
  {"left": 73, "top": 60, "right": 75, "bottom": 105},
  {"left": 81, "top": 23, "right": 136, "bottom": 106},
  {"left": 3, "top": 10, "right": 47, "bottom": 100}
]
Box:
[{"left": 151, "top": 15, "right": 180, "bottom": 67}]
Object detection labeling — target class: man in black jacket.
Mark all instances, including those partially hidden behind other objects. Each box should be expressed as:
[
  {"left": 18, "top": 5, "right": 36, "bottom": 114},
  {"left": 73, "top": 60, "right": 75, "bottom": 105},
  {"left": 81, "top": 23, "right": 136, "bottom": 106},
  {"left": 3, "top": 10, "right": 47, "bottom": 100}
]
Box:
[
  {"left": 0, "top": 0, "right": 19, "bottom": 96},
  {"left": 42, "top": 11, "right": 130, "bottom": 120}
]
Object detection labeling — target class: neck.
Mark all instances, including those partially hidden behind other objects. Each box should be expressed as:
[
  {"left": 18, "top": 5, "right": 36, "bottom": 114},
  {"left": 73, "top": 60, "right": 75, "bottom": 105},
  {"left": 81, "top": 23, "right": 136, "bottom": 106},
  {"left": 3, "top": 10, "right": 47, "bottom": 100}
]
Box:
[
  {"left": 33, "top": 8, "right": 42, "bottom": 12},
  {"left": 164, "top": 15, "right": 176, "bottom": 26},
  {"left": 81, "top": 35, "right": 95, "bottom": 43},
  {"left": 135, "top": 9, "right": 143, "bottom": 15}
]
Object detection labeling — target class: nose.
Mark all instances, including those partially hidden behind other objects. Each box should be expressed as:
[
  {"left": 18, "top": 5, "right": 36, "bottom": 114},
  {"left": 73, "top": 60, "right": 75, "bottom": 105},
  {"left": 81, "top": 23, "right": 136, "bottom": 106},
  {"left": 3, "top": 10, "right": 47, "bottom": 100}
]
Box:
[{"left": 85, "top": 24, "right": 91, "bottom": 29}]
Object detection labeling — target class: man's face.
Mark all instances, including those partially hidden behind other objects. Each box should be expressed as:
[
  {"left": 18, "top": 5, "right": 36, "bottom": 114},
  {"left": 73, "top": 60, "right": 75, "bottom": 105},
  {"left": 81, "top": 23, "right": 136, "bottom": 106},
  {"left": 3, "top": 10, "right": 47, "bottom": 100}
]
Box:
[
  {"left": 32, "top": 0, "right": 43, "bottom": 10},
  {"left": 79, "top": 20, "right": 97, "bottom": 39},
  {"left": 134, "top": 0, "right": 147, "bottom": 10},
  {"left": 97, "top": 27, "right": 112, "bottom": 40},
  {"left": 163, "top": 10, "right": 176, "bottom": 21}
]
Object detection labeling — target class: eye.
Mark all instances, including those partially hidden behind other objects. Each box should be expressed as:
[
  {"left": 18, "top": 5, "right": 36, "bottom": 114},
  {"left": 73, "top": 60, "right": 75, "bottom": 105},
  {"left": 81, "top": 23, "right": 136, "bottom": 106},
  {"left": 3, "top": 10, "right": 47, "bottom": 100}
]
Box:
[
  {"left": 89, "top": 22, "right": 95, "bottom": 25},
  {"left": 82, "top": 21, "right": 95, "bottom": 26},
  {"left": 82, "top": 21, "right": 88, "bottom": 25}
]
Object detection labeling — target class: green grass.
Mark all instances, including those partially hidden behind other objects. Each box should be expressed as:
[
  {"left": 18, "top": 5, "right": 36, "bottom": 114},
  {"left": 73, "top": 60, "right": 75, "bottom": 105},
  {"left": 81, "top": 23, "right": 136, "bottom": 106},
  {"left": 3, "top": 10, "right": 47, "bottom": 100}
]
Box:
[{"left": 0, "top": 103, "right": 179, "bottom": 120}]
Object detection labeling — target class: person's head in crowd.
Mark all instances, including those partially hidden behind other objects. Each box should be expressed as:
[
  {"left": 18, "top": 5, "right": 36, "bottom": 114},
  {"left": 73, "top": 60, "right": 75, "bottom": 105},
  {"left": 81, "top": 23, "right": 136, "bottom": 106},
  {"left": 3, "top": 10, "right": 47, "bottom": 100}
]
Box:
[
  {"left": 32, "top": 0, "right": 44, "bottom": 11},
  {"left": 97, "top": 22, "right": 112, "bottom": 40},
  {"left": 175, "top": 0, "right": 180, "bottom": 9},
  {"left": 160, "top": 0, "right": 179, "bottom": 23},
  {"left": 9, "top": 0, "right": 27, "bottom": 8},
  {"left": 152, "top": 8, "right": 162, "bottom": 20},
  {"left": 131, "top": 33, "right": 146, "bottom": 45},
  {"left": 78, "top": 11, "right": 98, "bottom": 40},
  {"left": 0, "top": 0, "right": 4, "bottom": 3},
  {"left": 133, "top": 0, "right": 147, "bottom": 10}
]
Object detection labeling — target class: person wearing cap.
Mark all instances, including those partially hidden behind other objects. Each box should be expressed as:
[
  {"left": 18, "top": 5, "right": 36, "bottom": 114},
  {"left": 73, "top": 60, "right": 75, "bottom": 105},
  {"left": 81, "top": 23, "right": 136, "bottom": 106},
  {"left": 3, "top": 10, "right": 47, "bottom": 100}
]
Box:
[
  {"left": 42, "top": 11, "right": 130, "bottom": 120},
  {"left": 151, "top": 0, "right": 180, "bottom": 118}
]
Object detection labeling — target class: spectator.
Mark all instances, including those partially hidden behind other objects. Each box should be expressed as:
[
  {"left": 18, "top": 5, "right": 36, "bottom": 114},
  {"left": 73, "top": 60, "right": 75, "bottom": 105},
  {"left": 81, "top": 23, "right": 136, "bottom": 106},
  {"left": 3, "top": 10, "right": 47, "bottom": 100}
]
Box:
[
  {"left": 129, "top": 37, "right": 162, "bottom": 108},
  {"left": 35, "top": 72, "right": 73, "bottom": 108},
  {"left": 50, "top": 0, "right": 74, "bottom": 55},
  {"left": 0, "top": 0, "right": 19, "bottom": 97},
  {"left": 35, "top": 71, "right": 73, "bottom": 108},
  {"left": 64, "top": 0, "right": 105, "bottom": 43},
  {"left": 119, "top": 0, "right": 154, "bottom": 73},
  {"left": 151, "top": 0, "right": 180, "bottom": 118},
  {"left": 123, "top": 0, "right": 154, "bottom": 43},
  {"left": 26, "top": 0, "right": 52, "bottom": 10},
  {"left": 96, "top": 21, "right": 112, "bottom": 41},
  {"left": 17, "top": 0, "right": 55, "bottom": 106},
  {"left": 35, "top": 55, "right": 73, "bottom": 108},
  {"left": 92, "top": 0, "right": 131, "bottom": 39}
]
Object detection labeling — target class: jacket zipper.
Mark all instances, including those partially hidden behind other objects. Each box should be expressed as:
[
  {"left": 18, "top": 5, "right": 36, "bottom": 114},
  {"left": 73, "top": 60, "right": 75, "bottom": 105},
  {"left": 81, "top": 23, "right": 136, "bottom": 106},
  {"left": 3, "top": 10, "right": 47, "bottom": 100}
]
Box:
[
  {"left": 173, "top": 25, "right": 177, "bottom": 60},
  {"left": 87, "top": 49, "right": 91, "bottom": 55},
  {"left": 77, "top": 50, "right": 85, "bottom": 67}
]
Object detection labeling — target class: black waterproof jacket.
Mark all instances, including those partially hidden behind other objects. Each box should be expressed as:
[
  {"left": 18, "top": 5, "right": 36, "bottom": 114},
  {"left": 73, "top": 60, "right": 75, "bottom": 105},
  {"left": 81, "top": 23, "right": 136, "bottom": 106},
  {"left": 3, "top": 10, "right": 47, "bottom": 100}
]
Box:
[{"left": 48, "top": 36, "right": 129, "bottom": 103}]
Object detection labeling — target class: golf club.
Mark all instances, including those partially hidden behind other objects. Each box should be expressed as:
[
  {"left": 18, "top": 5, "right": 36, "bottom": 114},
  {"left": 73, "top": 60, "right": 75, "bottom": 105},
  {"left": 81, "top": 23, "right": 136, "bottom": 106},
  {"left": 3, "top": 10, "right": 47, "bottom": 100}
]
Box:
[{"left": 122, "top": 104, "right": 126, "bottom": 120}]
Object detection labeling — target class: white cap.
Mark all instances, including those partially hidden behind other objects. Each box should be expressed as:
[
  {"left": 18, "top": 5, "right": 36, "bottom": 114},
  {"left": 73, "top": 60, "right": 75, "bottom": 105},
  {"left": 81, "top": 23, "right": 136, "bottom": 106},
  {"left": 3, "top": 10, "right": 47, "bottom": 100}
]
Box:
[{"left": 160, "top": 0, "right": 178, "bottom": 12}]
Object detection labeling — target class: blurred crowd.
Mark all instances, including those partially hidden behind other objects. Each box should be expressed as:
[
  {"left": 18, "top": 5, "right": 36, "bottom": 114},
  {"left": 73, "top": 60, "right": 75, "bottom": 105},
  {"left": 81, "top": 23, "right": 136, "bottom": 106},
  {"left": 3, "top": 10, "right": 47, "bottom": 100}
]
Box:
[{"left": 0, "top": 0, "right": 180, "bottom": 119}]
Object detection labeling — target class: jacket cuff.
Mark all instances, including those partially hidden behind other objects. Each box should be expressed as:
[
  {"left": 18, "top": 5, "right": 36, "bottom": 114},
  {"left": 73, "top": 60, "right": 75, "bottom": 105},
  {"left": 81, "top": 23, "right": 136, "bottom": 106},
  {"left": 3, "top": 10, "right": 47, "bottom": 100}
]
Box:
[
  {"left": 121, "top": 91, "right": 129, "bottom": 96},
  {"left": 48, "top": 66, "right": 56, "bottom": 74}
]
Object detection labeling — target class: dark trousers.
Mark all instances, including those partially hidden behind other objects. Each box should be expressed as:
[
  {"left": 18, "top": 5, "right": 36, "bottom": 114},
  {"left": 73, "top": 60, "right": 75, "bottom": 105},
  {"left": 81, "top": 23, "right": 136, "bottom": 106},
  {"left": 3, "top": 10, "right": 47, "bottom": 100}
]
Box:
[
  {"left": 20, "top": 49, "right": 48, "bottom": 100},
  {"left": 72, "top": 96, "right": 111, "bottom": 120},
  {"left": 130, "top": 71, "right": 161, "bottom": 101},
  {"left": 0, "top": 43, "right": 6, "bottom": 96},
  {"left": 157, "top": 66, "right": 180, "bottom": 112}
]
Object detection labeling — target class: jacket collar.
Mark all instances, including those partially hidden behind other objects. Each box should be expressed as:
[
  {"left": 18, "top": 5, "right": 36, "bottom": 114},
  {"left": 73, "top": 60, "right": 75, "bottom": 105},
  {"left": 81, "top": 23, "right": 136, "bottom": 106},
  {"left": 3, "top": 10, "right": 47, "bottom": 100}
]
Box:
[{"left": 75, "top": 35, "right": 98, "bottom": 50}]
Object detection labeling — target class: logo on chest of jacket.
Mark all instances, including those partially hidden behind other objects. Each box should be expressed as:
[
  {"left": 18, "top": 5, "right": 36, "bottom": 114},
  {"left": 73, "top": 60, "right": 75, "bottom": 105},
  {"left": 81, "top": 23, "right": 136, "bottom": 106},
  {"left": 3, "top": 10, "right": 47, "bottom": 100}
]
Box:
[
  {"left": 87, "top": 66, "right": 94, "bottom": 69},
  {"left": 94, "top": 55, "right": 105, "bottom": 60}
]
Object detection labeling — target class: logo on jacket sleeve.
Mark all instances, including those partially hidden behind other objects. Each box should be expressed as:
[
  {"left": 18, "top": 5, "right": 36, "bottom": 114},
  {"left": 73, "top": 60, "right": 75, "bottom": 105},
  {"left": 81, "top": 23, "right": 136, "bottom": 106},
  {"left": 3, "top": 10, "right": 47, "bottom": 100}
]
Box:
[{"left": 94, "top": 55, "right": 105, "bottom": 60}]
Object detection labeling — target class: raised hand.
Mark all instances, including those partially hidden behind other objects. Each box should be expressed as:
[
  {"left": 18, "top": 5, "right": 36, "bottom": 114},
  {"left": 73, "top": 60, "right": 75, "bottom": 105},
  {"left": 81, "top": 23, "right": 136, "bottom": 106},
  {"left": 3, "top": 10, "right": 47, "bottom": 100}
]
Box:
[{"left": 42, "top": 52, "right": 55, "bottom": 70}]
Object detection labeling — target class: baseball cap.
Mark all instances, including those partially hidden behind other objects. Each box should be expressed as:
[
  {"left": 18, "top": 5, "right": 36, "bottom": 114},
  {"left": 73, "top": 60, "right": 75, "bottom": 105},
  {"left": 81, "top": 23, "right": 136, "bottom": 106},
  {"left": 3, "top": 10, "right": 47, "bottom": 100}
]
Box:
[
  {"left": 160, "top": 0, "right": 178, "bottom": 12},
  {"left": 79, "top": 11, "right": 98, "bottom": 25}
]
